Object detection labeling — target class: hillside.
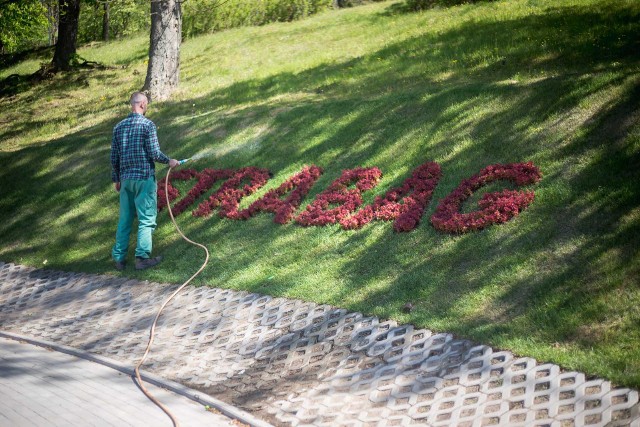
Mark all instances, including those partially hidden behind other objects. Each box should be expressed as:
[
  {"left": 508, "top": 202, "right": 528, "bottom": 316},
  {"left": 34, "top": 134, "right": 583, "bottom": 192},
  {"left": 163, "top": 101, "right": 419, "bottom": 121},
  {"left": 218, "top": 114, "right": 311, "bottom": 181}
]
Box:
[{"left": 1, "top": 0, "right": 639, "bottom": 387}]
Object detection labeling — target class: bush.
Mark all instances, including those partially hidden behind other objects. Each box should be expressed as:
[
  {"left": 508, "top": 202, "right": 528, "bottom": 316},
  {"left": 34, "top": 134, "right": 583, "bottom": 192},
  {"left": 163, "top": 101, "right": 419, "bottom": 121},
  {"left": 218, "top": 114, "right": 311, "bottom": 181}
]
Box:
[
  {"left": 182, "top": 0, "right": 334, "bottom": 38},
  {"left": 406, "top": 0, "right": 489, "bottom": 11},
  {"left": 335, "top": 0, "right": 385, "bottom": 7}
]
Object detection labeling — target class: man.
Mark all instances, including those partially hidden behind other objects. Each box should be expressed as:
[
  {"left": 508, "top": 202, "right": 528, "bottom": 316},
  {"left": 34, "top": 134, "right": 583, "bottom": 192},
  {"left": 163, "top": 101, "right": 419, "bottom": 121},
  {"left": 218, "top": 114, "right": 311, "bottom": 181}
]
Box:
[{"left": 111, "top": 92, "right": 179, "bottom": 271}]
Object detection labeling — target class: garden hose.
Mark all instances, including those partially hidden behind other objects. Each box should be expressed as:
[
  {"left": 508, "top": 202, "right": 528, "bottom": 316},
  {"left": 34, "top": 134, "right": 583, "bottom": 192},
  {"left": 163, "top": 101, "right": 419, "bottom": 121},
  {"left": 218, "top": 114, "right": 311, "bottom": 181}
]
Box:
[{"left": 133, "top": 161, "right": 209, "bottom": 427}]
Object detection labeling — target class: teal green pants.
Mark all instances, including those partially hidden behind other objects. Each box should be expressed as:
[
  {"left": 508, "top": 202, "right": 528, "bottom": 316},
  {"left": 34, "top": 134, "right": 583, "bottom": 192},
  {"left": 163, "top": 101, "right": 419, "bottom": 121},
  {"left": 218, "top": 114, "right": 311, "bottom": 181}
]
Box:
[{"left": 112, "top": 177, "right": 157, "bottom": 262}]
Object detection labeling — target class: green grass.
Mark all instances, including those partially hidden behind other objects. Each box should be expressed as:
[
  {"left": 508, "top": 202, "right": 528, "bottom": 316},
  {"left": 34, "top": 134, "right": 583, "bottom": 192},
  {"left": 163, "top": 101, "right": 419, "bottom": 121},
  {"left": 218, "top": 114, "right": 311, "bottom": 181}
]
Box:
[{"left": 1, "top": 0, "right": 640, "bottom": 387}]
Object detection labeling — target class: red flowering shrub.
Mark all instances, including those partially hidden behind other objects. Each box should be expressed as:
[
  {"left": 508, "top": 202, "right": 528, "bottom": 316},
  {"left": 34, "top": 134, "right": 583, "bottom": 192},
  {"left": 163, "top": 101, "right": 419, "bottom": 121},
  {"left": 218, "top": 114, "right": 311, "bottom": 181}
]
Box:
[
  {"left": 295, "top": 167, "right": 382, "bottom": 226},
  {"left": 157, "top": 169, "right": 200, "bottom": 212},
  {"left": 430, "top": 162, "right": 542, "bottom": 234},
  {"left": 340, "top": 161, "right": 442, "bottom": 232},
  {"left": 193, "top": 167, "right": 271, "bottom": 219},
  {"left": 236, "top": 165, "right": 324, "bottom": 224}
]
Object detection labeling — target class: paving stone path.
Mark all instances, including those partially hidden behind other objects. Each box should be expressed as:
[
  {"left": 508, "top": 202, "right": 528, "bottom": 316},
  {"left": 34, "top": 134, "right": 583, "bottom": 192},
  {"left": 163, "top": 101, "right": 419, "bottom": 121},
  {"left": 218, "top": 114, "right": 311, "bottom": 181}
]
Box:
[
  {"left": 0, "top": 337, "right": 234, "bottom": 426},
  {"left": 0, "top": 261, "right": 638, "bottom": 427}
]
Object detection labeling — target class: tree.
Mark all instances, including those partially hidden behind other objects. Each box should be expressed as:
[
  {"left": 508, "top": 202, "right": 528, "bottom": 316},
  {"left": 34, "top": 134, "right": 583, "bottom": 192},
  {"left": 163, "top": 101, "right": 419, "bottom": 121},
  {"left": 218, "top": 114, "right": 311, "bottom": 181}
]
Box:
[
  {"left": 44, "top": 0, "right": 59, "bottom": 47},
  {"left": 143, "top": 0, "right": 182, "bottom": 102},
  {"left": 77, "top": 0, "right": 147, "bottom": 44},
  {"left": 102, "top": 1, "right": 110, "bottom": 41},
  {"left": 0, "top": 0, "right": 47, "bottom": 54},
  {"left": 81, "top": 0, "right": 111, "bottom": 42},
  {"left": 52, "top": 0, "right": 81, "bottom": 70}
]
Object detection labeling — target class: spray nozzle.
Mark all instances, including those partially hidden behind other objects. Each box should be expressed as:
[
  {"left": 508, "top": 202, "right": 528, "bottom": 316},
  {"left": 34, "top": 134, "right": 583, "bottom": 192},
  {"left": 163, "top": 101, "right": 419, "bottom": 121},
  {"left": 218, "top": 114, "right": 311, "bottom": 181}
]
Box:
[{"left": 178, "top": 158, "right": 190, "bottom": 165}]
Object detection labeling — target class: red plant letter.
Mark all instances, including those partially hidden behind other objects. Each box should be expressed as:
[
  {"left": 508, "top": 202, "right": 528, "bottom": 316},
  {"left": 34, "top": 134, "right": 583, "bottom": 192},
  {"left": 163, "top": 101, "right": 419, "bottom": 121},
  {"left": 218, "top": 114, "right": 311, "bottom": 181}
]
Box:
[
  {"left": 295, "top": 167, "right": 382, "bottom": 226},
  {"left": 237, "top": 165, "right": 324, "bottom": 224},
  {"left": 157, "top": 169, "right": 200, "bottom": 213},
  {"left": 340, "top": 161, "right": 442, "bottom": 232},
  {"left": 430, "top": 162, "right": 542, "bottom": 234},
  {"left": 193, "top": 167, "right": 271, "bottom": 219}
]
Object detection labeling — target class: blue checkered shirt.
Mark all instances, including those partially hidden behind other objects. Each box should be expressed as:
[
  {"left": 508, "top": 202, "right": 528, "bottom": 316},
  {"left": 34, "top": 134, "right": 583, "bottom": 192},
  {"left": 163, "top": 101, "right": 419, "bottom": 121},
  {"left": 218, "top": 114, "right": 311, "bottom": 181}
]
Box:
[{"left": 111, "top": 113, "right": 170, "bottom": 182}]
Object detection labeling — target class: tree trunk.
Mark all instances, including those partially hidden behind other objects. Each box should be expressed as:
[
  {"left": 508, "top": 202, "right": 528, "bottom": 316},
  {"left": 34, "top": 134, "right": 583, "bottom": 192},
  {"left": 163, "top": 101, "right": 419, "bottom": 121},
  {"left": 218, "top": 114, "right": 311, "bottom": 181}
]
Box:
[
  {"left": 102, "top": 1, "right": 109, "bottom": 42},
  {"left": 143, "top": 0, "right": 182, "bottom": 102},
  {"left": 45, "top": 0, "right": 58, "bottom": 46},
  {"left": 52, "top": 0, "right": 80, "bottom": 71}
]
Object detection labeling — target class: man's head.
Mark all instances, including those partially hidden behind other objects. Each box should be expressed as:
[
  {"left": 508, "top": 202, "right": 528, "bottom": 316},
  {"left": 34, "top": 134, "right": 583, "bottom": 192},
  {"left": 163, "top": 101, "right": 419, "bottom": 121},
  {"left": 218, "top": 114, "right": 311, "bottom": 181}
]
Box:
[{"left": 130, "top": 92, "right": 148, "bottom": 115}]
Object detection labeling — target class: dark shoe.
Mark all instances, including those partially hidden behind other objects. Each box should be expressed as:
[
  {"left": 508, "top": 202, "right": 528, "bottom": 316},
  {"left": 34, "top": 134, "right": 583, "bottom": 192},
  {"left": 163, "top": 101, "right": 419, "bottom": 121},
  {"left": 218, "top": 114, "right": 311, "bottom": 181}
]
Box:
[
  {"left": 135, "top": 256, "right": 163, "bottom": 270},
  {"left": 114, "top": 260, "right": 126, "bottom": 271}
]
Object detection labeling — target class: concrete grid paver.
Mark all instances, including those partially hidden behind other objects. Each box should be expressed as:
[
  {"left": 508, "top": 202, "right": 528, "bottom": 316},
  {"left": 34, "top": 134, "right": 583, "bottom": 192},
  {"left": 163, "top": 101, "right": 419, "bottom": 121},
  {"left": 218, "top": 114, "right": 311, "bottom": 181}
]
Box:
[{"left": 1, "top": 261, "right": 640, "bottom": 426}]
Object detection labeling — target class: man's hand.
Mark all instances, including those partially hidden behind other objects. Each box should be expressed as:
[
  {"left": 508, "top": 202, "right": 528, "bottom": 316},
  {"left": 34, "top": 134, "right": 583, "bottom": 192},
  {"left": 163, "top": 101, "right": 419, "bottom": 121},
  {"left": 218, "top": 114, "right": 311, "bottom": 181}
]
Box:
[
  {"left": 169, "top": 159, "right": 180, "bottom": 168},
  {"left": 114, "top": 182, "right": 121, "bottom": 192}
]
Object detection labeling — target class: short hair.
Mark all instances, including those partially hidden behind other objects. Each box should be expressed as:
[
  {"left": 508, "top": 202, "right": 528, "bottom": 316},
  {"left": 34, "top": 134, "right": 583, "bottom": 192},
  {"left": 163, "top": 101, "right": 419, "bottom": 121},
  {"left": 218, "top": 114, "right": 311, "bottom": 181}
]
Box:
[{"left": 130, "top": 92, "right": 148, "bottom": 106}]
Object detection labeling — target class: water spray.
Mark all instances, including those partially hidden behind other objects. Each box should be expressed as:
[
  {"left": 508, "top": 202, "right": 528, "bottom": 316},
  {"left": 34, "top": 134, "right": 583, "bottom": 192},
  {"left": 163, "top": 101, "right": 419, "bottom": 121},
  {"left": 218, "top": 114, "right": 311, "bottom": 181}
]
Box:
[{"left": 176, "top": 150, "right": 218, "bottom": 166}]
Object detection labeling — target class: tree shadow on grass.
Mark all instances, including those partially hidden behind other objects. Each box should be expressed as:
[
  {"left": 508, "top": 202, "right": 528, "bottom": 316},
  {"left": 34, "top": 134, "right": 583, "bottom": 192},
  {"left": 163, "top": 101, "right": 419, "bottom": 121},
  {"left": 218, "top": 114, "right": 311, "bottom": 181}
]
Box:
[
  {"left": 0, "top": 63, "right": 122, "bottom": 100},
  {"left": 332, "top": 76, "right": 640, "bottom": 386}
]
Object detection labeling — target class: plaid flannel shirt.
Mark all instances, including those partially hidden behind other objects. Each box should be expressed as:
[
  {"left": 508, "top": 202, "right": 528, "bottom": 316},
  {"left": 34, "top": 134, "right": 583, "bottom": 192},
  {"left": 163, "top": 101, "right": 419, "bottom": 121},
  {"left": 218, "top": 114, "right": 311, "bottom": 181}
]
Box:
[{"left": 111, "top": 113, "right": 170, "bottom": 182}]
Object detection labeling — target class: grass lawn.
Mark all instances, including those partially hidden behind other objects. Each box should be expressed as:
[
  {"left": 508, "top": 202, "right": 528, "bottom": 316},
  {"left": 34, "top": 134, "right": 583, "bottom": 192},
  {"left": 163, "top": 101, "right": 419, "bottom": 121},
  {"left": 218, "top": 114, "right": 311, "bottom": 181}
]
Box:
[{"left": 1, "top": 0, "right": 639, "bottom": 387}]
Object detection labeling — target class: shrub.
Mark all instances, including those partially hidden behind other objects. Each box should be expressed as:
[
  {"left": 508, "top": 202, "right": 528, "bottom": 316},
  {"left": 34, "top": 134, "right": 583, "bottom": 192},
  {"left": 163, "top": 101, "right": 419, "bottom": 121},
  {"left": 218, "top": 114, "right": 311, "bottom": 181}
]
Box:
[
  {"left": 406, "top": 0, "right": 491, "bottom": 12},
  {"left": 182, "top": 0, "right": 333, "bottom": 38}
]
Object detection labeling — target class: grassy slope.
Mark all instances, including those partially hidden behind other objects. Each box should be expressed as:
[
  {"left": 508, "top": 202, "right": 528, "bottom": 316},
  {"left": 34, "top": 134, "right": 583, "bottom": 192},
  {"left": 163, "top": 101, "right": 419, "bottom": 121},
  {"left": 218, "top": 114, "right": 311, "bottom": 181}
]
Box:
[{"left": 1, "top": 0, "right": 639, "bottom": 386}]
